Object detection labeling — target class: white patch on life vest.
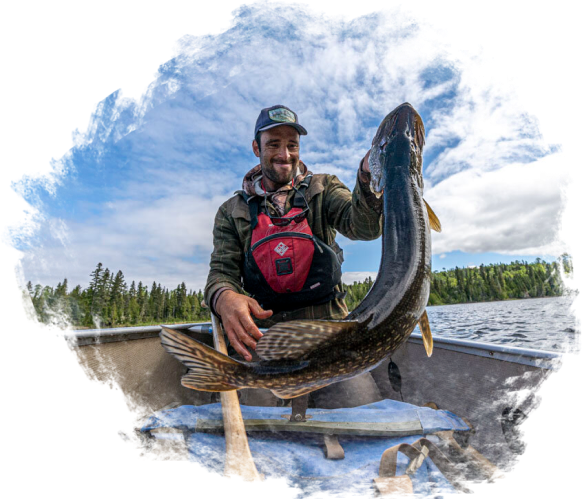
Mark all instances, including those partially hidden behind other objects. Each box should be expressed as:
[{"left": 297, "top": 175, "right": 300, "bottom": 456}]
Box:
[
  {"left": 274, "top": 242, "right": 289, "bottom": 256},
  {"left": 310, "top": 282, "right": 321, "bottom": 289}
]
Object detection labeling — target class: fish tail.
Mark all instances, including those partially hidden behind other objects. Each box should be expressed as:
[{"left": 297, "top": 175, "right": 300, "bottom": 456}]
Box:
[{"left": 160, "top": 327, "right": 247, "bottom": 392}]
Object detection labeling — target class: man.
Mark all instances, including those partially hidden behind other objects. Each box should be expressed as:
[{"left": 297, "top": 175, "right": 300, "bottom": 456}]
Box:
[{"left": 204, "top": 105, "right": 384, "bottom": 408}]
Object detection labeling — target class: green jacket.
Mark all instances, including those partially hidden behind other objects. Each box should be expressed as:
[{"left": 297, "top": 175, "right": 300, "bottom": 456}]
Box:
[{"left": 204, "top": 169, "right": 383, "bottom": 327}]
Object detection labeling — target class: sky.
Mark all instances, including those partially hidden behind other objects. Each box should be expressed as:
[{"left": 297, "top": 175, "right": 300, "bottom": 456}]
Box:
[{"left": 9, "top": 1, "right": 570, "bottom": 292}]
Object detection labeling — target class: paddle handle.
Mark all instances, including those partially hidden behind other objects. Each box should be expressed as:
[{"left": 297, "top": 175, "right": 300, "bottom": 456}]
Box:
[{"left": 211, "top": 313, "right": 262, "bottom": 481}]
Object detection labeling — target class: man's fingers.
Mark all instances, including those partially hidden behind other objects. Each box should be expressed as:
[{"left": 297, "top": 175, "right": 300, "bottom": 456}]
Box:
[
  {"left": 224, "top": 314, "right": 261, "bottom": 360},
  {"left": 236, "top": 331, "right": 256, "bottom": 349},
  {"left": 249, "top": 300, "right": 273, "bottom": 320},
  {"left": 226, "top": 328, "right": 253, "bottom": 361},
  {"left": 240, "top": 315, "right": 263, "bottom": 340},
  {"left": 218, "top": 293, "right": 272, "bottom": 361}
]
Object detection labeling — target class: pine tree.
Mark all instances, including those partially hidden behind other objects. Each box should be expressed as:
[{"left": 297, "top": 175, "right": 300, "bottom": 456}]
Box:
[
  {"left": 110, "top": 270, "right": 127, "bottom": 326},
  {"left": 137, "top": 282, "right": 148, "bottom": 322},
  {"left": 177, "top": 282, "right": 188, "bottom": 321},
  {"left": 128, "top": 297, "right": 139, "bottom": 324},
  {"left": 88, "top": 263, "right": 104, "bottom": 324},
  {"left": 190, "top": 291, "right": 201, "bottom": 319},
  {"left": 69, "top": 285, "right": 83, "bottom": 324}
]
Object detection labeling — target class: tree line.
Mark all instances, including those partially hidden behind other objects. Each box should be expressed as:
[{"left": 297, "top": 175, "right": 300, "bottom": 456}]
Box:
[
  {"left": 344, "top": 257, "right": 570, "bottom": 310},
  {"left": 27, "top": 258, "right": 570, "bottom": 328},
  {"left": 428, "top": 258, "right": 568, "bottom": 305},
  {"left": 27, "top": 262, "right": 210, "bottom": 328}
]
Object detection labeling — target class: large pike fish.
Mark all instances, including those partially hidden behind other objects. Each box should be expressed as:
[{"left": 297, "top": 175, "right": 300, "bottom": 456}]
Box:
[{"left": 160, "top": 102, "right": 441, "bottom": 399}]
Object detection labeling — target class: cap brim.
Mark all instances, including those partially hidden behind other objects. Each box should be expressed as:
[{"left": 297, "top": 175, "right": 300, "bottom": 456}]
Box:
[{"left": 258, "top": 122, "right": 308, "bottom": 135}]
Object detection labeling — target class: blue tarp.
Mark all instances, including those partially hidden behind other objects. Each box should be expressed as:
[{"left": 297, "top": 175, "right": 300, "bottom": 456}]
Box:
[{"left": 142, "top": 399, "right": 470, "bottom": 496}]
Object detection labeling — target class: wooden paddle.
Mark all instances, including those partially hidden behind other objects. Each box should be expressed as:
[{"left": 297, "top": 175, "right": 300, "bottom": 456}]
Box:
[{"left": 211, "top": 313, "right": 263, "bottom": 481}]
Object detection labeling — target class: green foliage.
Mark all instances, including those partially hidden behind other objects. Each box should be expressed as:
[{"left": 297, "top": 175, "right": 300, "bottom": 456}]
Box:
[
  {"left": 27, "top": 262, "right": 210, "bottom": 328},
  {"left": 429, "top": 260, "right": 565, "bottom": 305},
  {"left": 27, "top": 259, "right": 568, "bottom": 327},
  {"left": 343, "top": 259, "right": 566, "bottom": 311}
]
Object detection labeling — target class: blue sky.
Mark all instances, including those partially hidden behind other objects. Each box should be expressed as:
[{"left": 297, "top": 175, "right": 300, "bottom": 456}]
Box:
[{"left": 14, "top": 4, "right": 566, "bottom": 290}]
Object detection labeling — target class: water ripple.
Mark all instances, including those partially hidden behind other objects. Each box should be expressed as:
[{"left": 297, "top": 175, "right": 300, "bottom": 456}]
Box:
[{"left": 425, "top": 296, "right": 578, "bottom": 353}]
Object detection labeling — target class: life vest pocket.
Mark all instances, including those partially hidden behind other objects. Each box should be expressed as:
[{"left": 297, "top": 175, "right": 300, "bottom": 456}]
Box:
[
  {"left": 249, "top": 231, "right": 315, "bottom": 294},
  {"left": 275, "top": 258, "right": 293, "bottom": 276}
]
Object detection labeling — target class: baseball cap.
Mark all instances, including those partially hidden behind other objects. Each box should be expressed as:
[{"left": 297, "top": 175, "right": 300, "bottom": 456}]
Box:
[{"left": 254, "top": 105, "right": 308, "bottom": 139}]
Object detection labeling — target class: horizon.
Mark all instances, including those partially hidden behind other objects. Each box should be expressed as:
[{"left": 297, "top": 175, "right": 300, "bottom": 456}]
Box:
[{"left": 26, "top": 254, "right": 562, "bottom": 291}]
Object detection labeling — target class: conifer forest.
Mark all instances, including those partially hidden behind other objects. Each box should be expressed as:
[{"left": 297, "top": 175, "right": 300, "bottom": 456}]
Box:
[{"left": 27, "top": 258, "right": 570, "bottom": 329}]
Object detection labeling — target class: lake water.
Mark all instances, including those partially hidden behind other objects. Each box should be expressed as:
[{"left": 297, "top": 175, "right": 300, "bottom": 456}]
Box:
[{"left": 422, "top": 296, "right": 579, "bottom": 353}]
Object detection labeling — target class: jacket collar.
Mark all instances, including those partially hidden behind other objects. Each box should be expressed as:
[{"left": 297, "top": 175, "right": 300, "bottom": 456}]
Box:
[{"left": 242, "top": 161, "right": 311, "bottom": 216}]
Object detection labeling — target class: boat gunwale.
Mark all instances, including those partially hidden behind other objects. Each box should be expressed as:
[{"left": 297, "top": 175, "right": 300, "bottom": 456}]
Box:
[
  {"left": 66, "top": 323, "right": 204, "bottom": 346},
  {"left": 67, "top": 322, "right": 561, "bottom": 369},
  {"left": 407, "top": 332, "right": 560, "bottom": 369}
]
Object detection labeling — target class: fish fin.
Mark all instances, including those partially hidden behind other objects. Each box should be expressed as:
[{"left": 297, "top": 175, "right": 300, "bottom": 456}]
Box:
[
  {"left": 256, "top": 320, "right": 360, "bottom": 361},
  {"left": 160, "top": 327, "right": 244, "bottom": 392},
  {"left": 271, "top": 382, "right": 331, "bottom": 400},
  {"left": 418, "top": 310, "right": 433, "bottom": 357},
  {"left": 424, "top": 199, "right": 442, "bottom": 232}
]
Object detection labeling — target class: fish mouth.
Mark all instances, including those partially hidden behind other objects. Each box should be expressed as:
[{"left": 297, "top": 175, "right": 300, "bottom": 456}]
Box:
[{"left": 369, "top": 102, "right": 426, "bottom": 197}]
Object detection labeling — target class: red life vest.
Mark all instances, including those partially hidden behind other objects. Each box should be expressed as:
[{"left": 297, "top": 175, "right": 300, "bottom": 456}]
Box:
[
  {"left": 241, "top": 175, "right": 343, "bottom": 312},
  {"left": 249, "top": 209, "right": 314, "bottom": 293}
]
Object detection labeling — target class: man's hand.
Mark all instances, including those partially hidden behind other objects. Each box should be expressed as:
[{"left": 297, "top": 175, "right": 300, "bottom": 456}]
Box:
[
  {"left": 358, "top": 149, "right": 372, "bottom": 184},
  {"left": 362, "top": 149, "right": 371, "bottom": 173},
  {"left": 215, "top": 290, "right": 273, "bottom": 361}
]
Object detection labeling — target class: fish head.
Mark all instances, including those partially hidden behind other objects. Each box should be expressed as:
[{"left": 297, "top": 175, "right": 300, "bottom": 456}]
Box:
[
  {"left": 369, "top": 102, "right": 426, "bottom": 197},
  {"left": 368, "top": 144, "right": 385, "bottom": 197}
]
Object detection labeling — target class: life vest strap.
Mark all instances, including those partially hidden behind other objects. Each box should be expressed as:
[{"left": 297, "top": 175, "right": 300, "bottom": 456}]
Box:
[{"left": 243, "top": 174, "right": 313, "bottom": 229}]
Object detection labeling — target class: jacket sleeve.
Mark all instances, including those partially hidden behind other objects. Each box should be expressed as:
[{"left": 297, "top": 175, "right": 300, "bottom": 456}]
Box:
[
  {"left": 204, "top": 203, "right": 245, "bottom": 313},
  {"left": 323, "top": 162, "right": 383, "bottom": 241}
]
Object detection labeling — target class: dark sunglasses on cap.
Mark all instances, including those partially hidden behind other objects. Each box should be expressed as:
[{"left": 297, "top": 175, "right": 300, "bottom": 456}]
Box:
[{"left": 266, "top": 188, "right": 310, "bottom": 226}]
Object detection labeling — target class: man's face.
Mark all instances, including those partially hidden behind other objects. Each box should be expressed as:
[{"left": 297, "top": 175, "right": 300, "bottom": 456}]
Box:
[{"left": 252, "top": 125, "right": 300, "bottom": 189}]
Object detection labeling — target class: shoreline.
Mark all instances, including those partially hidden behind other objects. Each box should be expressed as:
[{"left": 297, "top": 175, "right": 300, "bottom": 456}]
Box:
[
  {"left": 42, "top": 292, "right": 580, "bottom": 331},
  {"left": 427, "top": 294, "right": 572, "bottom": 309}
]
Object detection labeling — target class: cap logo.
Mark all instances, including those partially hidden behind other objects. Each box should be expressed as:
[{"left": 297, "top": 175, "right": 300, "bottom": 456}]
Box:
[{"left": 269, "top": 108, "right": 296, "bottom": 123}]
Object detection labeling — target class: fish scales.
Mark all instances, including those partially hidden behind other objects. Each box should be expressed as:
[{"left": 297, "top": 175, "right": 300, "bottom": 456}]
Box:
[{"left": 160, "top": 102, "right": 436, "bottom": 399}]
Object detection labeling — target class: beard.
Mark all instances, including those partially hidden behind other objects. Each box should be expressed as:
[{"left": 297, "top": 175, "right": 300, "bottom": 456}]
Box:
[{"left": 261, "top": 157, "right": 299, "bottom": 188}]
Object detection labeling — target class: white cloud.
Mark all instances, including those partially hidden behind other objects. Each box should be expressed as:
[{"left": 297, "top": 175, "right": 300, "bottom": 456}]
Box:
[
  {"left": 427, "top": 153, "right": 569, "bottom": 256},
  {"left": 425, "top": 45, "right": 547, "bottom": 181},
  {"left": 17, "top": 2, "right": 563, "bottom": 290},
  {"left": 20, "top": 185, "right": 231, "bottom": 289}
]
